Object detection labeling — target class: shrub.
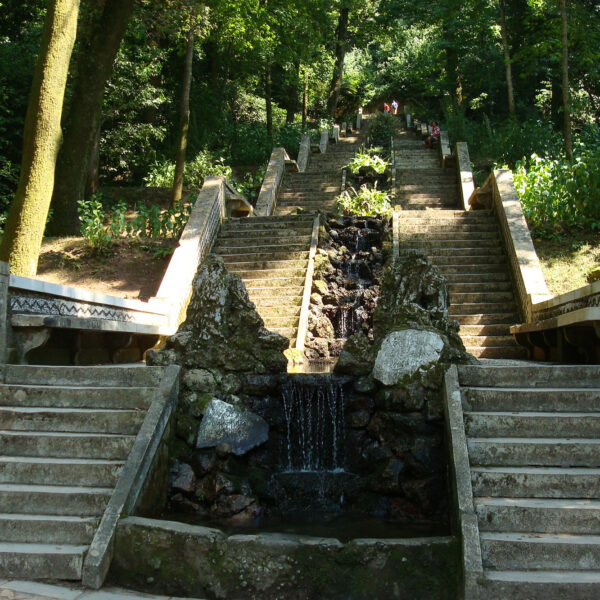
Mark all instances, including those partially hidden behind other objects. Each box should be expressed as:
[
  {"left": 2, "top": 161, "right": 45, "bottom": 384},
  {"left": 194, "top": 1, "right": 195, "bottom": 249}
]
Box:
[
  {"left": 346, "top": 151, "right": 389, "bottom": 176},
  {"left": 337, "top": 183, "right": 392, "bottom": 216},
  {"left": 368, "top": 111, "right": 398, "bottom": 142}
]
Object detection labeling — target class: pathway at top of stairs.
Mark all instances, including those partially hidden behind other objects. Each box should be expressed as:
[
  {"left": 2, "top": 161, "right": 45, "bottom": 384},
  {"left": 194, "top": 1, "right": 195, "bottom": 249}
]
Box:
[
  {"left": 395, "top": 132, "right": 526, "bottom": 360},
  {"left": 0, "top": 364, "right": 169, "bottom": 583},
  {"left": 214, "top": 214, "right": 315, "bottom": 341},
  {"left": 456, "top": 364, "right": 600, "bottom": 599},
  {"left": 275, "top": 134, "right": 361, "bottom": 215}
]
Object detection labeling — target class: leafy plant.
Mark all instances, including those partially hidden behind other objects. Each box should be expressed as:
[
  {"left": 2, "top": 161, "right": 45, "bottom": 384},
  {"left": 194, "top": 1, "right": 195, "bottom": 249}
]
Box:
[
  {"left": 337, "top": 183, "right": 392, "bottom": 216},
  {"left": 368, "top": 112, "right": 398, "bottom": 142},
  {"left": 78, "top": 196, "right": 113, "bottom": 251},
  {"left": 346, "top": 151, "right": 389, "bottom": 176}
]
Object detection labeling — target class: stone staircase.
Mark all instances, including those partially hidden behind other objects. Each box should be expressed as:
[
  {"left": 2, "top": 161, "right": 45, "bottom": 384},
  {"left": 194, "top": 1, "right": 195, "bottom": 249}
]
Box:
[
  {"left": 400, "top": 210, "right": 526, "bottom": 359},
  {"left": 214, "top": 214, "right": 315, "bottom": 341},
  {"left": 0, "top": 364, "right": 169, "bottom": 581},
  {"left": 275, "top": 136, "right": 360, "bottom": 215},
  {"left": 394, "top": 134, "right": 458, "bottom": 209},
  {"left": 455, "top": 364, "right": 600, "bottom": 599}
]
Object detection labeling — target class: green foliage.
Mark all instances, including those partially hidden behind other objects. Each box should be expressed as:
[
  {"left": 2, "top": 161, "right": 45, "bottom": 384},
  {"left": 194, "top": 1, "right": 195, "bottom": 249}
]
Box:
[
  {"left": 145, "top": 150, "right": 232, "bottom": 189},
  {"left": 234, "top": 166, "right": 267, "bottom": 205},
  {"left": 514, "top": 143, "right": 600, "bottom": 234},
  {"left": 337, "top": 183, "right": 391, "bottom": 216},
  {"left": 346, "top": 151, "right": 388, "bottom": 175},
  {"left": 368, "top": 112, "right": 398, "bottom": 142},
  {"left": 78, "top": 197, "right": 113, "bottom": 251}
]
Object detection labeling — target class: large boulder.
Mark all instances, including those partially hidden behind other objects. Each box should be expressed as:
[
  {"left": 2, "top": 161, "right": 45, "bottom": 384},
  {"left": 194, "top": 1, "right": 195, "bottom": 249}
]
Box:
[
  {"left": 147, "top": 255, "right": 288, "bottom": 373},
  {"left": 372, "top": 329, "right": 445, "bottom": 385},
  {"left": 196, "top": 398, "right": 269, "bottom": 456}
]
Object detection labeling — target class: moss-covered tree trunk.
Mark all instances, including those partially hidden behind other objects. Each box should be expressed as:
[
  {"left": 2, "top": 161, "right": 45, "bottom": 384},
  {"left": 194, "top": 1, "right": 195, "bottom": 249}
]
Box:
[
  {"left": 302, "top": 65, "right": 309, "bottom": 129},
  {"left": 327, "top": 5, "right": 349, "bottom": 120},
  {"left": 172, "top": 30, "right": 194, "bottom": 208},
  {"left": 0, "top": 0, "right": 80, "bottom": 276},
  {"left": 48, "top": 0, "right": 135, "bottom": 235},
  {"left": 265, "top": 64, "right": 273, "bottom": 138}
]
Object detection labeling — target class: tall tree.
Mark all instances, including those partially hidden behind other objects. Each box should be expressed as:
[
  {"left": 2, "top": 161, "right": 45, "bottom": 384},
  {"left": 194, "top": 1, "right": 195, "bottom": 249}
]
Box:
[
  {"left": 172, "top": 28, "right": 195, "bottom": 207},
  {"left": 0, "top": 0, "right": 80, "bottom": 276},
  {"left": 560, "top": 0, "right": 572, "bottom": 160},
  {"left": 327, "top": 3, "right": 350, "bottom": 119},
  {"left": 499, "top": 0, "right": 516, "bottom": 115},
  {"left": 48, "top": 0, "right": 135, "bottom": 235}
]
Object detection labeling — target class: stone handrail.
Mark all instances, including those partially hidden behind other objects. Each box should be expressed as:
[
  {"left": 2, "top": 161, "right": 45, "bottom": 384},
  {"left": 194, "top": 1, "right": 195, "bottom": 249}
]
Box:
[
  {"left": 319, "top": 128, "right": 329, "bottom": 153},
  {"left": 255, "top": 147, "right": 289, "bottom": 217},
  {"left": 439, "top": 131, "right": 451, "bottom": 165},
  {"left": 152, "top": 176, "right": 228, "bottom": 327},
  {"left": 295, "top": 215, "right": 320, "bottom": 352},
  {"left": 81, "top": 364, "right": 180, "bottom": 588},
  {"left": 356, "top": 107, "right": 363, "bottom": 130},
  {"left": 455, "top": 142, "right": 475, "bottom": 211},
  {"left": 297, "top": 133, "right": 311, "bottom": 172},
  {"left": 528, "top": 281, "right": 600, "bottom": 323},
  {"left": 473, "top": 169, "right": 552, "bottom": 322},
  {"left": 331, "top": 124, "right": 340, "bottom": 143}
]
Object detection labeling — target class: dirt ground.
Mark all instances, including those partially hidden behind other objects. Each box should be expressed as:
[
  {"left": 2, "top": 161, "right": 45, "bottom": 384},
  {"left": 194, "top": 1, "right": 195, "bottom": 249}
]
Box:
[{"left": 37, "top": 237, "right": 178, "bottom": 300}]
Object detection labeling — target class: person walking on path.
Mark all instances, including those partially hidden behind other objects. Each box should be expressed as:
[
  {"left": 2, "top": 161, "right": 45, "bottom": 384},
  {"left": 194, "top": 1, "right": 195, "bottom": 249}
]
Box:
[
  {"left": 391, "top": 99, "right": 399, "bottom": 115},
  {"left": 383, "top": 102, "right": 390, "bottom": 113}
]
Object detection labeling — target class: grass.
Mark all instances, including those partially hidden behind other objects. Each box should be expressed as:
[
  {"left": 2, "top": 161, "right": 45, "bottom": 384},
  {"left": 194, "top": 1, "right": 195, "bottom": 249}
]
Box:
[{"left": 532, "top": 231, "right": 600, "bottom": 296}]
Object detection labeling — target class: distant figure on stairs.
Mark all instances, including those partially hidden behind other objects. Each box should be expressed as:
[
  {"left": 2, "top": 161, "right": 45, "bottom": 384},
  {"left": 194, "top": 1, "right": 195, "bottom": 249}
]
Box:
[
  {"left": 383, "top": 102, "right": 390, "bottom": 113},
  {"left": 391, "top": 99, "right": 399, "bottom": 115},
  {"left": 423, "top": 120, "right": 440, "bottom": 148}
]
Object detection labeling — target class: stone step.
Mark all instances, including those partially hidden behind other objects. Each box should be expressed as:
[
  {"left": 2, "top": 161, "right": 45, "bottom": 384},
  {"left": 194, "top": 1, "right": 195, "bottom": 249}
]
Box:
[
  {"left": 471, "top": 466, "right": 600, "bottom": 498},
  {"left": 276, "top": 206, "right": 326, "bottom": 216},
  {"left": 218, "top": 227, "right": 313, "bottom": 239},
  {"left": 480, "top": 532, "right": 600, "bottom": 571},
  {"left": 452, "top": 292, "right": 514, "bottom": 304},
  {"left": 268, "top": 327, "right": 297, "bottom": 339},
  {"left": 277, "top": 199, "right": 337, "bottom": 207},
  {"left": 3, "top": 365, "right": 164, "bottom": 388},
  {"left": 223, "top": 259, "right": 308, "bottom": 271},
  {"left": 435, "top": 256, "right": 508, "bottom": 267},
  {"left": 401, "top": 223, "right": 498, "bottom": 233},
  {"left": 218, "top": 250, "right": 309, "bottom": 262},
  {"left": 262, "top": 315, "right": 299, "bottom": 329},
  {"left": 248, "top": 293, "right": 303, "bottom": 306},
  {"left": 402, "top": 231, "right": 498, "bottom": 241},
  {"left": 460, "top": 324, "right": 512, "bottom": 336},
  {"left": 0, "top": 407, "right": 144, "bottom": 435},
  {"left": 450, "top": 282, "right": 513, "bottom": 293},
  {"left": 0, "top": 430, "right": 135, "bottom": 459},
  {"left": 462, "top": 387, "right": 600, "bottom": 412},
  {"left": 400, "top": 210, "right": 493, "bottom": 219},
  {"left": 460, "top": 335, "right": 516, "bottom": 348},
  {"left": 225, "top": 215, "right": 314, "bottom": 225},
  {"left": 453, "top": 313, "right": 518, "bottom": 325},
  {"left": 475, "top": 497, "right": 600, "bottom": 535},
  {"left": 443, "top": 272, "right": 510, "bottom": 283},
  {"left": 231, "top": 268, "right": 306, "bottom": 280},
  {"left": 0, "top": 456, "right": 124, "bottom": 487},
  {"left": 246, "top": 286, "right": 304, "bottom": 298},
  {"left": 0, "top": 483, "right": 112, "bottom": 516},
  {"left": 466, "top": 346, "right": 528, "bottom": 359},
  {"left": 402, "top": 239, "right": 501, "bottom": 250},
  {"left": 483, "top": 569, "right": 600, "bottom": 599},
  {"left": 0, "top": 513, "right": 99, "bottom": 544},
  {"left": 215, "top": 236, "right": 311, "bottom": 250},
  {"left": 0, "top": 542, "right": 88, "bottom": 580},
  {"left": 465, "top": 411, "right": 600, "bottom": 438},
  {"left": 0, "top": 384, "right": 154, "bottom": 410},
  {"left": 256, "top": 306, "right": 301, "bottom": 319},
  {"left": 458, "top": 366, "right": 600, "bottom": 389},
  {"left": 449, "top": 302, "right": 517, "bottom": 315},
  {"left": 468, "top": 437, "right": 600, "bottom": 467}
]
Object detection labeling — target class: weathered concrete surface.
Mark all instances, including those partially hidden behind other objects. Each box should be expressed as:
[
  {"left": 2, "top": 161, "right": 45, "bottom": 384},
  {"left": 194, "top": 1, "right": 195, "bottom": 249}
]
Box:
[{"left": 110, "top": 517, "right": 459, "bottom": 600}]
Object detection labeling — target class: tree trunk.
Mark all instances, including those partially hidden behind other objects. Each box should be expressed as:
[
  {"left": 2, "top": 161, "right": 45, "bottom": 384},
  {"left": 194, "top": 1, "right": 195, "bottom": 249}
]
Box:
[
  {"left": 48, "top": 0, "right": 135, "bottom": 235},
  {"left": 499, "top": 0, "right": 516, "bottom": 116},
  {"left": 0, "top": 0, "right": 80, "bottom": 276},
  {"left": 326, "top": 5, "right": 349, "bottom": 120},
  {"left": 172, "top": 30, "right": 194, "bottom": 208},
  {"left": 302, "top": 66, "right": 309, "bottom": 128},
  {"left": 286, "top": 62, "right": 300, "bottom": 123},
  {"left": 560, "top": 0, "right": 573, "bottom": 161},
  {"left": 265, "top": 64, "right": 273, "bottom": 138},
  {"left": 85, "top": 122, "right": 101, "bottom": 198}
]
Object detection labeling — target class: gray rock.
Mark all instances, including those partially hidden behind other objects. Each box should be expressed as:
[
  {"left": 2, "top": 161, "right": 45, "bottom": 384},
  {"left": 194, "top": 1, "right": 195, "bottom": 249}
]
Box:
[
  {"left": 171, "top": 461, "right": 196, "bottom": 494},
  {"left": 196, "top": 398, "right": 269, "bottom": 455},
  {"left": 372, "top": 329, "right": 444, "bottom": 385}
]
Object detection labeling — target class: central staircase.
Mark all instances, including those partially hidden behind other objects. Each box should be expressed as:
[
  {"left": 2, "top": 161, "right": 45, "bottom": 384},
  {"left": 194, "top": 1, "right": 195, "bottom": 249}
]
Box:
[
  {"left": 395, "top": 133, "right": 526, "bottom": 359},
  {"left": 455, "top": 364, "right": 600, "bottom": 599}
]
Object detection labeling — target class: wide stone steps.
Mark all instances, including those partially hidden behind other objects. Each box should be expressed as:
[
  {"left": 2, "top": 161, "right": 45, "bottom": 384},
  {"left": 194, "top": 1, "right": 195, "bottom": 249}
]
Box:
[
  {"left": 455, "top": 365, "right": 600, "bottom": 598},
  {"left": 215, "top": 237, "right": 311, "bottom": 250},
  {"left": 0, "top": 365, "right": 169, "bottom": 582},
  {"left": 246, "top": 285, "right": 304, "bottom": 298}
]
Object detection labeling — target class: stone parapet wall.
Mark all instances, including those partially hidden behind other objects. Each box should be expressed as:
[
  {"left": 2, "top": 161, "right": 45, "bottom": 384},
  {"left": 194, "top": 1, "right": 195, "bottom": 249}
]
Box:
[{"left": 531, "top": 281, "right": 600, "bottom": 322}]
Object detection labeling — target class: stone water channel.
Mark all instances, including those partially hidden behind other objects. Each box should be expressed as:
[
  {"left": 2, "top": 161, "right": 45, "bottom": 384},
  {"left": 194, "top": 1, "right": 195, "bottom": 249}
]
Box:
[{"left": 116, "top": 219, "right": 472, "bottom": 598}]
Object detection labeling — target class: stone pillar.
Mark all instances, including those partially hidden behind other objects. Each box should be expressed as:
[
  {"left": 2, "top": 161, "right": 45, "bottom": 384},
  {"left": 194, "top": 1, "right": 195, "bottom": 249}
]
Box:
[
  {"left": 0, "top": 261, "right": 9, "bottom": 363},
  {"left": 406, "top": 113, "right": 412, "bottom": 127},
  {"left": 356, "top": 108, "right": 363, "bottom": 130}
]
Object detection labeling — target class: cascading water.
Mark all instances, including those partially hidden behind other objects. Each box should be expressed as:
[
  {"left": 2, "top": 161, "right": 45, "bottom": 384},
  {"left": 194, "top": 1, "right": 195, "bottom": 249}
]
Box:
[{"left": 280, "top": 377, "right": 345, "bottom": 472}]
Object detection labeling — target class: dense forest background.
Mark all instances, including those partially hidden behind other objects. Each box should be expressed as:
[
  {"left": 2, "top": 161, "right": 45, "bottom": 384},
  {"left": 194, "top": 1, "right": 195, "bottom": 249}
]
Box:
[{"left": 1, "top": 0, "right": 599, "bottom": 244}]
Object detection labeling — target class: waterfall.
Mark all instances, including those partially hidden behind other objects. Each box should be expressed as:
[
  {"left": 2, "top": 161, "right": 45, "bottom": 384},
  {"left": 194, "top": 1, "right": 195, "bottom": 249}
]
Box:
[{"left": 281, "top": 377, "right": 345, "bottom": 473}]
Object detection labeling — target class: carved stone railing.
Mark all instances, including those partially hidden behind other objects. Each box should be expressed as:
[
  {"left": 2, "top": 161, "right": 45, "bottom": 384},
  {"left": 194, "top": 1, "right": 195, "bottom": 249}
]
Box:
[
  {"left": 4, "top": 176, "right": 244, "bottom": 363},
  {"left": 455, "top": 142, "right": 475, "bottom": 211},
  {"left": 439, "top": 131, "right": 451, "bottom": 166},
  {"left": 469, "top": 169, "right": 551, "bottom": 323},
  {"left": 297, "top": 133, "right": 311, "bottom": 173}
]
